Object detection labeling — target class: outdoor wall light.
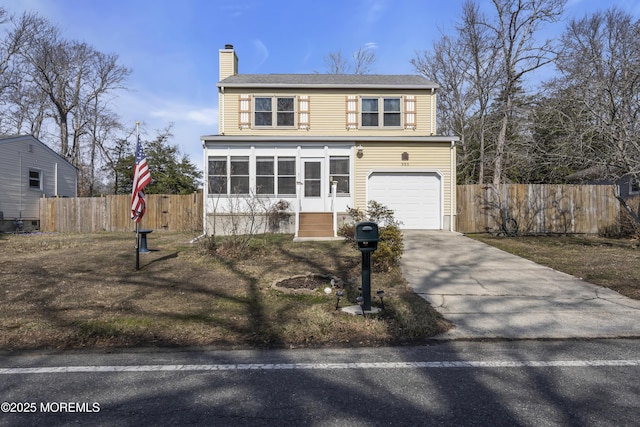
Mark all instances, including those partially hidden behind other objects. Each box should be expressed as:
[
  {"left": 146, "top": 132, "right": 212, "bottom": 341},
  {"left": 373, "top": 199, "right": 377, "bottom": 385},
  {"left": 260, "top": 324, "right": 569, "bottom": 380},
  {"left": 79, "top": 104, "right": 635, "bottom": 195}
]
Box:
[{"left": 356, "top": 144, "right": 364, "bottom": 158}]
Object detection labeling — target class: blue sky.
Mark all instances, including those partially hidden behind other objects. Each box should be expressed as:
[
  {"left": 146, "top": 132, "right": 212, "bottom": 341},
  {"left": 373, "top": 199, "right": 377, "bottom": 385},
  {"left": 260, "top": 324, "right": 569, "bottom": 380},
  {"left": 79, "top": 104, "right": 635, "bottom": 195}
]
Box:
[{"left": 3, "top": 0, "right": 640, "bottom": 172}]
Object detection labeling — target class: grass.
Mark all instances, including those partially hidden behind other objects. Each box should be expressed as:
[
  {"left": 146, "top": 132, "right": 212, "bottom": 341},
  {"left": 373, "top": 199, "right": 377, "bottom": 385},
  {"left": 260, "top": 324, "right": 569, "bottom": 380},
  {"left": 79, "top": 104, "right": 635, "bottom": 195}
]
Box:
[
  {"left": 0, "top": 231, "right": 451, "bottom": 351},
  {"left": 469, "top": 234, "right": 640, "bottom": 300}
]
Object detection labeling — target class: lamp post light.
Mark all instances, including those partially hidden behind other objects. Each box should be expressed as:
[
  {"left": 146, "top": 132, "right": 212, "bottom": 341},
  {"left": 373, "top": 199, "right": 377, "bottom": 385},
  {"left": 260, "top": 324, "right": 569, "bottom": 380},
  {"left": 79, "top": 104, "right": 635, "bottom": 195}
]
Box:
[
  {"left": 335, "top": 290, "right": 344, "bottom": 310},
  {"left": 356, "top": 295, "right": 365, "bottom": 316},
  {"left": 376, "top": 289, "right": 385, "bottom": 310}
]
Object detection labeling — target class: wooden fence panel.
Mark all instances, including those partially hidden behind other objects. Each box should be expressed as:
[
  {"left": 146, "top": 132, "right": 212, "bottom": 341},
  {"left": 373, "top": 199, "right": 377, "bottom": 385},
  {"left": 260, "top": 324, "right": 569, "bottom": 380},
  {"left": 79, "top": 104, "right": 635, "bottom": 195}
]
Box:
[
  {"left": 39, "top": 193, "right": 203, "bottom": 233},
  {"left": 456, "top": 184, "right": 620, "bottom": 234}
]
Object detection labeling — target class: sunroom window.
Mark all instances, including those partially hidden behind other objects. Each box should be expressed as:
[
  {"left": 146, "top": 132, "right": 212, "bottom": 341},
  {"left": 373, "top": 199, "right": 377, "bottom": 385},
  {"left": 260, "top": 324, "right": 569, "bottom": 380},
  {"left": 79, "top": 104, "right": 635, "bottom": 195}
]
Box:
[
  {"left": 256, "top": 157, "right": 274, "bottom": 195},
  {"left": 208, "top": 156, "right": 297, "bottom": 196},
  {"left": 329, "top": 157, "right": 349, "bottom": 194},
  {"left": 208, "top": 157, "right": 227, "bottom": 194},
  {"left": 277, "top": 157, "right": 296, "bottom": 195},
  {"left": 230, "top": 156, "right": 249, "bottom": 194}
]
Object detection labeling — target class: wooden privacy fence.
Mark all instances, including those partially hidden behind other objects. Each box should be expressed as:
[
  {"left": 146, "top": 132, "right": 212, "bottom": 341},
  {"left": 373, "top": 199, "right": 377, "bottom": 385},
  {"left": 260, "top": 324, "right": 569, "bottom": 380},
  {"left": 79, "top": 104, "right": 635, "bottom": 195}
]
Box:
[
  {"left": 456, "top": 184, "right": 621, "bottom": 234},
  {"left": 40, "top": 193, "right": 203, "bottom": 233}
]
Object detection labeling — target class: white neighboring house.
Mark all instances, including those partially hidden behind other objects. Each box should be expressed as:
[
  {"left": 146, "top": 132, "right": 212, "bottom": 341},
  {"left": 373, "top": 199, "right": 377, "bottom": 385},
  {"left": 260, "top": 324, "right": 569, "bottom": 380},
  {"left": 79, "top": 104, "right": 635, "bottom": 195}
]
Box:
[{"left": 0, "top": 135, "right": 77, "bottom": 232}]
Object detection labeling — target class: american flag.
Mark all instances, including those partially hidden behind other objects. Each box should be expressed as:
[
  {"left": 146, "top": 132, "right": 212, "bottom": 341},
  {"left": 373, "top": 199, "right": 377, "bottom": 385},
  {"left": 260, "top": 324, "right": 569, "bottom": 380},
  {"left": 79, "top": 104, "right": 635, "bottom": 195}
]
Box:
[{"left": 131, "top": 135, "right": 152, "bottom": 222}]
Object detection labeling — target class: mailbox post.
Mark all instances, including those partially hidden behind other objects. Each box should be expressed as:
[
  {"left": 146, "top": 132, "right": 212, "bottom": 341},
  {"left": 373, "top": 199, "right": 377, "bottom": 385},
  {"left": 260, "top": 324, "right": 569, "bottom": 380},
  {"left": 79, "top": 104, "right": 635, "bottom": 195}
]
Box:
[{"left": 354, "top": 222, "right": 379, "bottom": 311}]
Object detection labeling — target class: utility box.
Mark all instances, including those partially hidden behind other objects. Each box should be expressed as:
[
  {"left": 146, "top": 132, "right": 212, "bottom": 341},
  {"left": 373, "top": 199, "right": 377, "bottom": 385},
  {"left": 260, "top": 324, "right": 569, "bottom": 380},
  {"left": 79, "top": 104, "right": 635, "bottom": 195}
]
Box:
[{"left": 355, "top": 222, "right": 379, "bottom": 253}]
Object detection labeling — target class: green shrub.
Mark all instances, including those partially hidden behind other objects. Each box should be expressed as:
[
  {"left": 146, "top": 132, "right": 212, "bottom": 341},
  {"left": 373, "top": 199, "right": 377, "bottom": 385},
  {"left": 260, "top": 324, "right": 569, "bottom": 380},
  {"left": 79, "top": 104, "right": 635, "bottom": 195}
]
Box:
[{"left": 338, "top": 201, "right": 404, "bottom": 272}]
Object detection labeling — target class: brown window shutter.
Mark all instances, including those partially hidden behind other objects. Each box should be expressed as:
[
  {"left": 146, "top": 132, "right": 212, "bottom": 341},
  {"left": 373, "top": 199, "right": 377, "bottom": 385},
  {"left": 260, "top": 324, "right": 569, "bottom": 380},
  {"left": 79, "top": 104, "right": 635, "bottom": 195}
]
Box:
[
  {"left": 346, "top": 95, "right": 358, "bottom": 129},
  {"left": 298, "top": 95, "right": 310, "bottom": 129},
  {"left": 239, "top": 95, "right": 250, "bottom": 129},
  {"left": 404, "top": 96, "right": 416, "bottom": 129}
]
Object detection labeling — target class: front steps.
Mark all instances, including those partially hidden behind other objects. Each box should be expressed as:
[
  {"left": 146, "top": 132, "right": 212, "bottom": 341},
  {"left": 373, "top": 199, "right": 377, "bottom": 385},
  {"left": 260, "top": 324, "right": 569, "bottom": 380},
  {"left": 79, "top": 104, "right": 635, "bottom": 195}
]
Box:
[{"left": 297, "top": 212, "right": 335, "bottom": 238}]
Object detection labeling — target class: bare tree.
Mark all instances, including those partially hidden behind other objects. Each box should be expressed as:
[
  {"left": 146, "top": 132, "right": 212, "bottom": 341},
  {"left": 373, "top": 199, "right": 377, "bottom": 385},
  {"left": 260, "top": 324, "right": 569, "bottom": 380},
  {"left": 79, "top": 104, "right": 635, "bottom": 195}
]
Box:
[
  {"left": 0, "top": 7, "right": 44, "bottom": 135},
  {"left": 322, "top": 47, "right": 376, "bottom": 74},
  {"left": 323, "top": 50, "right": 350, "bottom": 74},
  {"left": 8, "top": 14, "right": 131, "bottom": 196},
  {"left": 458, "top": 1, "right": 501, "bottom": 184},
  {"left": 411, "top": 1, "right": 501, "bottom": 184},
  {"left": 412, "top": 35, "right": 477, "bottom": 182},
  {"left": 539, "top": 7, "right": 640, "bottom": 182},
  {"left": 485, "top": 0, "right": 566, "bottom": 184},
  {"left": 24, "top": 34, "right": 130, "bottom": 166},
  {"left": 352, "top": 47, "right": 376, "bottom": 74}
]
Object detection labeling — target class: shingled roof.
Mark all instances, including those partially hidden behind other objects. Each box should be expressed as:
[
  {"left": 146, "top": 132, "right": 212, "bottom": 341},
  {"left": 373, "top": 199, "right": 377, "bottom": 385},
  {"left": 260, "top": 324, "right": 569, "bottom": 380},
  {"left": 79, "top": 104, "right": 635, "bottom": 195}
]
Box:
[{"left": 218, "top": 73, "right": 438, "bottom": 89}]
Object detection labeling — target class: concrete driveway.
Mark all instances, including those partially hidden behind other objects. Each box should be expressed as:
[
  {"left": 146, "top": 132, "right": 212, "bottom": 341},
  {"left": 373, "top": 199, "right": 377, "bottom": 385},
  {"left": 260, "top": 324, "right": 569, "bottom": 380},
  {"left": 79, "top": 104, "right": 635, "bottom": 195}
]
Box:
[{"left": 401, "top": 231, "right": 640, "bottom": 340}]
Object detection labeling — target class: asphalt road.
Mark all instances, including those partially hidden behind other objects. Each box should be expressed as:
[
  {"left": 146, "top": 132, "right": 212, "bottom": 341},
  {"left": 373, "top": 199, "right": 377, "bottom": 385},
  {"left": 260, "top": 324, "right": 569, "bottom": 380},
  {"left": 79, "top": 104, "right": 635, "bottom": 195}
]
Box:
[{"left": 1, "top": 339, "right": 639, "bottom": 426}]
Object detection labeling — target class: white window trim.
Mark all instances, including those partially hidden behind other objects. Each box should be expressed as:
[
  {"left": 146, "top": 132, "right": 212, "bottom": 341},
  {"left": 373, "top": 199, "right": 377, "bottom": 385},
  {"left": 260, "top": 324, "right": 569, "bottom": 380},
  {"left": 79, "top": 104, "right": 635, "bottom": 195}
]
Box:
[
  {"left": 253, "top": 95, "right": 297, "bottom": 129},
  {"left": 28, "top": 168, "right": 42, "bottom": 191},
  {"left": 360, "top": 96, "right": 403, "bottom": 129},
  {"left": 207, "top": 154, "right": 298, "bottom": 197}
]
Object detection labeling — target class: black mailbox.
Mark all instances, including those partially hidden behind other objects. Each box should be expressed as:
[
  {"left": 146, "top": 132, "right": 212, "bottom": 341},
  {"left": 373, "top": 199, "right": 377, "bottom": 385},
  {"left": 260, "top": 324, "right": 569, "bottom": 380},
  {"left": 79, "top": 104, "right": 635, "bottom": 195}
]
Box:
[{"left": 355, "top": 222, "right": 379, "bottom": 252}]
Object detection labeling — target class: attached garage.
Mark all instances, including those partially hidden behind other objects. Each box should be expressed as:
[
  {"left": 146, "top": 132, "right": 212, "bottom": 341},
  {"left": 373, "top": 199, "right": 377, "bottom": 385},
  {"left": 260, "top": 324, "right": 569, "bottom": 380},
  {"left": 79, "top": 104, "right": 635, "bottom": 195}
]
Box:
[{"left": 367, "top": 170, "right": 442, "bottom": 229}]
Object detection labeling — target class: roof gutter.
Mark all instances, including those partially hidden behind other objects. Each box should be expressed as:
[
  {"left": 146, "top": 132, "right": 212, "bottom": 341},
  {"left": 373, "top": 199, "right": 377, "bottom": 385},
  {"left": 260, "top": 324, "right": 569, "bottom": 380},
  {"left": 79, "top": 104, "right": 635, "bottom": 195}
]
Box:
[
  {"left": 215, "top": 83, "right": 437, "bottom": 90},
  {"left": 201, "top": 135, "right": 461, "bottom": 143}
]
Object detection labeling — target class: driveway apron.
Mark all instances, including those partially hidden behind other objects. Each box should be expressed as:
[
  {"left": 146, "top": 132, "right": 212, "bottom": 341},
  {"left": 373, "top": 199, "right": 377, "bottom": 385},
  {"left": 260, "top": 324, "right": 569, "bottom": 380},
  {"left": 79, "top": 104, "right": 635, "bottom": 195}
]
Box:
[{"left": 401, "top": 231, "right": 640, "bottom": 340}]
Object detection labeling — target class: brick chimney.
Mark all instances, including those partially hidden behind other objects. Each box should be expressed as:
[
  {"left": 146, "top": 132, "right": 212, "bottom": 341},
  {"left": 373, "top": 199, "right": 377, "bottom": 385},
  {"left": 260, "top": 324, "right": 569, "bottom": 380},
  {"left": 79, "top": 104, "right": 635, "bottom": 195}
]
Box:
[{"left": 219, "top": 44, "right": 238, "bottom": 81}]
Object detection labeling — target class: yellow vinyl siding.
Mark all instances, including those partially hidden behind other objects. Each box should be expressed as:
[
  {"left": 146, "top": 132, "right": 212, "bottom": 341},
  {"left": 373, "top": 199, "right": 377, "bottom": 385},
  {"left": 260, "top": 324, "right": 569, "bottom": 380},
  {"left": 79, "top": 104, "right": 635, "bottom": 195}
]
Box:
[
  {"left": 353, "top": 142, "right": 455, "bottom": 216},
  {"left": 219, "top": 89, "right": 436, "bottom": 136},
  {"left": 219, "top": 49, "right": 238, "bottom": 81}
]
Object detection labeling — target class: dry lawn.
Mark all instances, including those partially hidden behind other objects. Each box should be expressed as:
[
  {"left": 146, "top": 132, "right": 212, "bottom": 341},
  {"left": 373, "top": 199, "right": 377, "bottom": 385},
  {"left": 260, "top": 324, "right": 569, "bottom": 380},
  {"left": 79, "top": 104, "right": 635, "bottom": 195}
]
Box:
[
  {"left": 0, "top": 232, "right": 450, "bottom": 351},
  {"left": 471, "top": 234, "right": 640, "bottom": 300}
]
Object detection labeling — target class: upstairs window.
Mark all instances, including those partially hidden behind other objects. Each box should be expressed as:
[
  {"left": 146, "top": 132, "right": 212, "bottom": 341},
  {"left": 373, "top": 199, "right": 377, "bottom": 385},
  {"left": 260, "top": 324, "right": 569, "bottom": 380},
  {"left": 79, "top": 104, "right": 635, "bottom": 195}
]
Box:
[
  {"left": 361, "top": 98, "right": 379, "bottom": 127},
  {"left": 255, "top": 97, "right": 272, "bottom": 126},
  {"left": 254, "top": 96, "right": 295, "bottom": 127},
  {"left": 277, "top": 97, "right": 295, "bottom": 126},
  {"left": 361, "top": 97, "right": 402, "bottom": 128},
  {"left": 383, "top": 98, "right": 401, "bottom": 126}
]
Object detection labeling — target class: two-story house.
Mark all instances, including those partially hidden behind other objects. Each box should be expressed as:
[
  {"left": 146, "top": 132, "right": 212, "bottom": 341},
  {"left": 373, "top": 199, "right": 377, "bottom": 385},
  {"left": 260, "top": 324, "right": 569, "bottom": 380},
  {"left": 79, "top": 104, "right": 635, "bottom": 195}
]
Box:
[{"left": 202, "top": 44, "right": 458, "bottom": 238}]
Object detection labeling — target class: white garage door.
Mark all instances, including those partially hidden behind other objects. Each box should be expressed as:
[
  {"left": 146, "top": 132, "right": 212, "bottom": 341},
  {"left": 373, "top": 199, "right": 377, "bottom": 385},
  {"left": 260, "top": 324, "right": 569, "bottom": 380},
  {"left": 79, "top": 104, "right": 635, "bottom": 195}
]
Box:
[{"left": 368, "top": 172, "right": 441, "bottom": 229}]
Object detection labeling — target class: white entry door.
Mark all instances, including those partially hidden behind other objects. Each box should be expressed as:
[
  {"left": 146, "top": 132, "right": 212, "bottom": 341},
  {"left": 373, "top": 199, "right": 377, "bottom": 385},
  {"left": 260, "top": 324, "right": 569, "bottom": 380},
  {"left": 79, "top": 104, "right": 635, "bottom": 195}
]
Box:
[{"left": 301, "top": 158, "right": 325, "bottom": 211}]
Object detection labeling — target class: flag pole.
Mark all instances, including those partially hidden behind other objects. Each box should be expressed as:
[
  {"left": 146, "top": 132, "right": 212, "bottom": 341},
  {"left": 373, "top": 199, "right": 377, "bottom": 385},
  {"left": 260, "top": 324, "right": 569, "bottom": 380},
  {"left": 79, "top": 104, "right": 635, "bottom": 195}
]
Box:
[{"left": 135, "top": 121, "right": 140, "bottom": 271}]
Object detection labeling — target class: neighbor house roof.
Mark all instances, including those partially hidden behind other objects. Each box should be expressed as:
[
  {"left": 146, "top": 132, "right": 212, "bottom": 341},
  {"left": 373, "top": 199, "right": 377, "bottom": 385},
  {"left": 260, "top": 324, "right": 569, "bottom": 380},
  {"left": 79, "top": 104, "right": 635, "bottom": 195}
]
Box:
[
  {"left": 217, "top": 74, "right": 438, "bottom": 90},
  {"left": 0, "top": 134, "right": 77, "bottom": 170}
]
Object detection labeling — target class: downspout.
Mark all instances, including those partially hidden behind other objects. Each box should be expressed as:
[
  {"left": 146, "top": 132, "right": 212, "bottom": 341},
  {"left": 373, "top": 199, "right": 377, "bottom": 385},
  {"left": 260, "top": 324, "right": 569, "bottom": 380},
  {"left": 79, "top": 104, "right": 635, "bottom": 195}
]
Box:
[
  {"left": 331, "top": 181, "right": 337, "bottom": 237},
  {"left": 431, "top": 88, "right": 436, "bottom": 134},
  {"left": 219, "top": 86, "right": 225, "bottom": 134},
  {"left": 195, "top": 137, "right": 207, "bottom": 241},
  {"left": 294, "top": 146, "right": 302, "bottom": 239},
  {"left": 19, "top": 151, "right": 23, "bottom": 218},
  {"left": 450, "top": 140, "right": 455, "bottom": 232}
]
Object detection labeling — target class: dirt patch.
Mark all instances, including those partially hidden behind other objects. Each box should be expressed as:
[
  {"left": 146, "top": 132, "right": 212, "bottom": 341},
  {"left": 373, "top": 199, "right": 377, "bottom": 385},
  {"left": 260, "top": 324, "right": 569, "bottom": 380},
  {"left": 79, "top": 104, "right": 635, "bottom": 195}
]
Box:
[{"left": 271, "top": 273, "right": 344, "bottom": 294}]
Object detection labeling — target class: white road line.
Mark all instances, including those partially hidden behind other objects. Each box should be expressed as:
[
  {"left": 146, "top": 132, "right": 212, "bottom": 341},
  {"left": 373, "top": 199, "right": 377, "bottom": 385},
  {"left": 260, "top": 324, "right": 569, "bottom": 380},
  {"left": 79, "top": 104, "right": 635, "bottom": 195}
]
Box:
[{"left": 1, "top": 360, "right": 640, "bottom": 375}]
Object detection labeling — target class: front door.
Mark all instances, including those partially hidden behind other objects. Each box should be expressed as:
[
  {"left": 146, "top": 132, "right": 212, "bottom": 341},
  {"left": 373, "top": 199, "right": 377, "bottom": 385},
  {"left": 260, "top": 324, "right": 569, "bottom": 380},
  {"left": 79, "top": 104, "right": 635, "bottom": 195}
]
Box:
[{"left": 301, "top": 158, "right": 325, "bottom": 211}]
